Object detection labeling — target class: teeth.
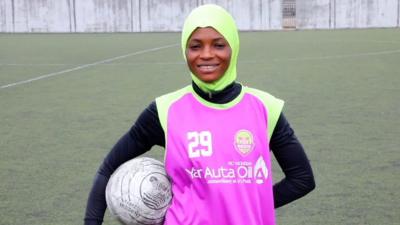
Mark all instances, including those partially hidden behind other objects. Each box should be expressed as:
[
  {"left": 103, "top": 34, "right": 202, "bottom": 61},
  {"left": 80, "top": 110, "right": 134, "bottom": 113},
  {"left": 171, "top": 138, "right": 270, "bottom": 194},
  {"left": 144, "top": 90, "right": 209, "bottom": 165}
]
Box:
[
  {"left": 199, "top": 65, "right": 217, "bottom": 72},
  {"left": 201, "top": 65, "right": 216, "bottom": 69}
]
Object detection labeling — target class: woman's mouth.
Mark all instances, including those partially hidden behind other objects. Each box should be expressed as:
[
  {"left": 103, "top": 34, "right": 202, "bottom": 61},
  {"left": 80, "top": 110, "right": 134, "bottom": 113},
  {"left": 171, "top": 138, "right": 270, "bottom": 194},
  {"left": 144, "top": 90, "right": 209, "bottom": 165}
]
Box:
[{"left": 197, "top": 64, "right": 219, "bottom": 73}]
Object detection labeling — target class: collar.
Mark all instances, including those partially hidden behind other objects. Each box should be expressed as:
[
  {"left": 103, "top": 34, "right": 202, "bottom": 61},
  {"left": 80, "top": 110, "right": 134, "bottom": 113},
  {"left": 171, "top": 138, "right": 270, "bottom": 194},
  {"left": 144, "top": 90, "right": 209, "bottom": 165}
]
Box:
[{"left": 192, "top": 81, "right": 242, "bottom": 104}]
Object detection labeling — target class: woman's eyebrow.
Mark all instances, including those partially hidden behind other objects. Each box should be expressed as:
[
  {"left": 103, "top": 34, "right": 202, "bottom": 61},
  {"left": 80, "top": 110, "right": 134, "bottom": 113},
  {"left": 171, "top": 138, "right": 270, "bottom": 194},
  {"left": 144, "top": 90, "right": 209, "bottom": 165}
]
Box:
[
  {"left": 213, "top": 37, "right": 226, "bottom": 42},
  {"left": 189, "top": 37, "right": 226, "bottom": 42},
  {"left": 189, "top": 38, "right": 202, "bottom": 42}
]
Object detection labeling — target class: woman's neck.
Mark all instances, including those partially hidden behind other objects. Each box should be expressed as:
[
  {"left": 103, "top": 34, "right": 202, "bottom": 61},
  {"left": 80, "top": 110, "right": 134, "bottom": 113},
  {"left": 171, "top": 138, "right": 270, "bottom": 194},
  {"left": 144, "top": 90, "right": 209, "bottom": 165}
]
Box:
[{"left": 192, "top": 81, "right": 242, "bottom": 104}]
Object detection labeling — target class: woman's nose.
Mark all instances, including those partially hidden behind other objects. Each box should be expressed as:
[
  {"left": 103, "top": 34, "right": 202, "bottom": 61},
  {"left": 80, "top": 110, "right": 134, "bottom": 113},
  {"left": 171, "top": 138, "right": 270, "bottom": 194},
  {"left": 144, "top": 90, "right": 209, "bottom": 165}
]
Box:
[{"left": 200, "top": 46, "right": 214, "bottom": 59}]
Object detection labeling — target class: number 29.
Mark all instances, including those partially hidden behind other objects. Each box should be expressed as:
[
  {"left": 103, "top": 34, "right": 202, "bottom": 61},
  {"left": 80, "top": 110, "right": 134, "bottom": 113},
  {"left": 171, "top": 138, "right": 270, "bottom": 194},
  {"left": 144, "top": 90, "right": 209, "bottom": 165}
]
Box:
[{"left": 187, "top": 131, "right": 213, "bottom": 158}]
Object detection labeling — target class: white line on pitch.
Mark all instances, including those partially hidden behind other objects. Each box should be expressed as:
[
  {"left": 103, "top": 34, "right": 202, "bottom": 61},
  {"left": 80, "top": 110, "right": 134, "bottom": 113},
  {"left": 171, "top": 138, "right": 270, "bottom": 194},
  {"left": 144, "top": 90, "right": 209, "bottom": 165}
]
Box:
[
  {"left": 275, "top": 49, "right": 400, "bottom": 62},
  {"left": 0, "top": 43, "right": 178, "bottom": 90},
  {"left": 234, "top": 49, "right": 400, "bottom": 64},
  {"left": 0, "top": 62, "right": 185, "bottom": 66}
]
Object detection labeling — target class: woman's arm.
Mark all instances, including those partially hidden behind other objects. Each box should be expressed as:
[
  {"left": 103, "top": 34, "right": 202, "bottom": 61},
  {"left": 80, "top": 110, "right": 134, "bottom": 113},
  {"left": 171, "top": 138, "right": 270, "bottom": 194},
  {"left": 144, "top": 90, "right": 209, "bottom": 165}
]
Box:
[
  {"left": 270, "top": 113, "right": 316, "bottom": 208},
  {"left": 84, "top": 102, "right": 164, "bottom": 225}
]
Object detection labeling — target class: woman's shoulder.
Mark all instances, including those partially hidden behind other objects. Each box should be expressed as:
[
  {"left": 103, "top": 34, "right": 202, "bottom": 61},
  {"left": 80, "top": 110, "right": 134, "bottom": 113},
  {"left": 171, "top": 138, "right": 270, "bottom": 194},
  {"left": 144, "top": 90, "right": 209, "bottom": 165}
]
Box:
[
  {"left": 242, "top": 85, "right": 284, "bottom": 104},
  {"left": 156, "top": 85, "right": 192, "bottom": 103}
]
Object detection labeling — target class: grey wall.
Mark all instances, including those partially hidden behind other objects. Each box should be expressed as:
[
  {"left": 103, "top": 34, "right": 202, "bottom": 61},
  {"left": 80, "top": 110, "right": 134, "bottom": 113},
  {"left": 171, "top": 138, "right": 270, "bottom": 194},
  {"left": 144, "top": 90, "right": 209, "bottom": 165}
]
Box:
[
  {"left": 139, "top": 0, "right": 198, "bottom": 32},
  {"left": 74, "top": 0, "right": 134, "bottom": 32},
  {"left": 0, "top": 0, "right": 282, "bottom": 32},
  {"left": 335, "top": 0, "right": 399, "bottom": 28},
  {"left": 296, "top": 0, "right": 400, "bottom": 29},
  {"left": 0, "top": 0, "right": 12, "bottom": 32},
  {"left": 200, "top": 0, "right": 282, "bottom": 30},
  {"left": 8, "top": 0, "right": 72, "bottom": 32},
  {"left": 0, "top": 0, "right": 399, "bottom": 32},
  {"left": 297, "top": 0, "right": 331, "bottom": 29}
]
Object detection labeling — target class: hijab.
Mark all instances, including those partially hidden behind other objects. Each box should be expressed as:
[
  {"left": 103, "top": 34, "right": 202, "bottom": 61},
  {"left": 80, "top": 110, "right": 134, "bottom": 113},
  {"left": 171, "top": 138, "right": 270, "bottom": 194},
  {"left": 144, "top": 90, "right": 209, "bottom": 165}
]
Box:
[{"left": 181, "top": 4, "right": 240, "bottom": 92}]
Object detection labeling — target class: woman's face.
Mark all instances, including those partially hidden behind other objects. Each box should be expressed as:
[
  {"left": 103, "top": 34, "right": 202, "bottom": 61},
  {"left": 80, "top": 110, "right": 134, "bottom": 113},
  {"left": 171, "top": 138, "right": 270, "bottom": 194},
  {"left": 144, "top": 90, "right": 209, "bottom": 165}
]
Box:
[{"left": 186, "top": 27, "right": 232, "bottom": 83}]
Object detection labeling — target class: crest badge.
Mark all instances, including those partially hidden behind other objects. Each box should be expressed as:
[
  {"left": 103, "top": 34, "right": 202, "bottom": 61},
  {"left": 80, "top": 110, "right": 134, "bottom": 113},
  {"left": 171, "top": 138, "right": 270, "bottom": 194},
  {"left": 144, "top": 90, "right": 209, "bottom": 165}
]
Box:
[{"left": 234, "top": 130, "right": 255, "bottom": 156}]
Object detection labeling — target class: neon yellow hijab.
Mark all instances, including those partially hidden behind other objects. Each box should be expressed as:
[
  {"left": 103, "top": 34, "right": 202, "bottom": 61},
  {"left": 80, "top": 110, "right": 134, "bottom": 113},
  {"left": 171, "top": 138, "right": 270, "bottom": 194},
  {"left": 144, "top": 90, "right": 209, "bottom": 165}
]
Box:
[{"left": 181, "top": 4, "right": 240, "bottom": 92}]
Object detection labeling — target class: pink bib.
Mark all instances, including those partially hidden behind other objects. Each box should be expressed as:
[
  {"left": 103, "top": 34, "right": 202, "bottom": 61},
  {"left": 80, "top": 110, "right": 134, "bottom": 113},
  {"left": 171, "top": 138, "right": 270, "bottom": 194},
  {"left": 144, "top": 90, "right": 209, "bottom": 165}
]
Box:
[{"left": 156, "top": 86, "right": 284, "bottom": 225}]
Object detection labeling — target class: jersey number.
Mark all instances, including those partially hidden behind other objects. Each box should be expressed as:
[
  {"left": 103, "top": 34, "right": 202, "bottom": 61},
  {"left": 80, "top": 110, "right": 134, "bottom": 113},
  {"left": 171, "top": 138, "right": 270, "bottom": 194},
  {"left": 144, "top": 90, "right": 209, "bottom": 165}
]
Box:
[{"left": 187, "top": 131, "right": 213, "bottom": 158}]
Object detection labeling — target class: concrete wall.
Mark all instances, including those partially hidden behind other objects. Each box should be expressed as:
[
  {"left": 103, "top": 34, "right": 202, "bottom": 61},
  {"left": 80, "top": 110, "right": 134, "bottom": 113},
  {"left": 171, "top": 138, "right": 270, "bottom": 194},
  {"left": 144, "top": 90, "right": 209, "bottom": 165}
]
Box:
[
  {"left": 335, "top": 0, "right": 399, "bottom": 28},
  {"left": 74, "top": 0, "right": 134, "bottom": 32},
  {"left": 297, "top": 0, "right": 331, "bottom": 29},
  {"left": 200, "top": 0, "right": 282, "bottom": 30},
  {"left": 0, "top": 0, "right": 13, "bottom": 32},
  {"left": 0, "top": 0, "right": 281, "bottom": 32},
  {"left": 0, "top": 0, "right": 399, "bottom": 32},
  {"left": 11, "top": 0, "right": 72, "bottom": 32},
  {"left": 297, "top": 0, "right": 400, "bottom": 29},
  {"left": 0, "top": 0, "right": 282, "bottom": 32},
  {"left": 139, "top": 0, "right": 198, "bottom": 32}
]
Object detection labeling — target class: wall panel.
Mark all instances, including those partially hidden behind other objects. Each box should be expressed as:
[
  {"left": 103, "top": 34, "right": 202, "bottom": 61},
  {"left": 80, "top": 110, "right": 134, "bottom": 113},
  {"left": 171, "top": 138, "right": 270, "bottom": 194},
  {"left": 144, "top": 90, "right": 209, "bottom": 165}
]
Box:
[
  {"left": 202, "top": 0, "right": 262, "bottom": 30},
  {"left": 0, "top": 0, "right": 14, "bottom": 32},
  {"left": 335, "top": 0, "right": 398, "bottom": 28},
  {"left": 74, "top": 0, "right": 133, "bottom": 32},
  {"left": 13, "top": 0, "right": 71, "bottom": 32},
  {"left": 297, "top": 0, "right": 330, "bottom": 29},
  {"left": 139, "top": 0, "right": 197, "bottom": 32},
  {"left": 268, "top": 0, "right": 283, "bottom": 29},
  {"left": 201, "top": 0, "right": 282, "bottom": 30}
]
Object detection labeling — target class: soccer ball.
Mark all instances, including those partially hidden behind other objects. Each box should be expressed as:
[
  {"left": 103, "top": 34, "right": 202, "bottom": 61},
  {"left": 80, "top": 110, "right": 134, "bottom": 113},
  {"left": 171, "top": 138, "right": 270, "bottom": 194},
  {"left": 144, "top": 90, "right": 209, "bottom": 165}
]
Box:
[{"left": 105, "top": 157, "right": 172, "bottom": 225}]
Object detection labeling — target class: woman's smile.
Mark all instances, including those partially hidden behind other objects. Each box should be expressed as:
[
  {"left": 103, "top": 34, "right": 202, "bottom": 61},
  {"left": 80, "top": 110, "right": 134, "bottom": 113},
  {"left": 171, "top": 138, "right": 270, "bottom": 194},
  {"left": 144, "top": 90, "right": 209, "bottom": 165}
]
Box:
[{"left": 197, "top": 63, "right": 220, "bottom": 73}]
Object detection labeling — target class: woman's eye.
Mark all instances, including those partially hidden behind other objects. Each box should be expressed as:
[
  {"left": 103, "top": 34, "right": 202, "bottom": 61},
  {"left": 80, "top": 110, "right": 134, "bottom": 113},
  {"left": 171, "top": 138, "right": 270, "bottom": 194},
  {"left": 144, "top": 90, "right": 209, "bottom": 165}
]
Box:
[
  {"left": 189, "top": 44, "right": 201, "bottom": 50},
  {"left": 214, "top": 43, "right": 226, "bottom": 49}
]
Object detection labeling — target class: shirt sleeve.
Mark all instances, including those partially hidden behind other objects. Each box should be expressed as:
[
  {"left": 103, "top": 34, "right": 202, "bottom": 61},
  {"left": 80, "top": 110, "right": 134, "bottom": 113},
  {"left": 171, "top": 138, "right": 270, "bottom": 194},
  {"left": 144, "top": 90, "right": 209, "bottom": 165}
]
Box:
[
  {"left": 84, "top": 101, "right": 164, "bottom": 225},
  {"left": 270, "top": 113, "right": 316, "bottom": 208}
]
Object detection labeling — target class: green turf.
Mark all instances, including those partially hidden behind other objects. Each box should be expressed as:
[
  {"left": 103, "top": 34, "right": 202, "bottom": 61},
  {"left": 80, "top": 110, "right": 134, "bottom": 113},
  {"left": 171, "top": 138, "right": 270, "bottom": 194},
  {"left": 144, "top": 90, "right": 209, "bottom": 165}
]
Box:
[{"left": 0, "top": 28, "right": 399, "bottom": 225}]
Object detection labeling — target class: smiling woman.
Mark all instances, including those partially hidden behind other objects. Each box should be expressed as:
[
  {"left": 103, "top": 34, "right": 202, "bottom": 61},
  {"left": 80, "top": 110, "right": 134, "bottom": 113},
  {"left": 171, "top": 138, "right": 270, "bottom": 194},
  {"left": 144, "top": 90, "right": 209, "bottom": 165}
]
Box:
[{"left": 84, "top": 4, "right": 315, "bottom": 225}]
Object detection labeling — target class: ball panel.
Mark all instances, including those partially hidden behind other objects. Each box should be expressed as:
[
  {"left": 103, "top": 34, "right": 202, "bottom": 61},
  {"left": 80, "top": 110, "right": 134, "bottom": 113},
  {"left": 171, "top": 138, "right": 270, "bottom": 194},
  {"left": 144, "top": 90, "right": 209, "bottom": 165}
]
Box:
[{"left": 140, "top": 172, "right": 172, "bottom": 210}]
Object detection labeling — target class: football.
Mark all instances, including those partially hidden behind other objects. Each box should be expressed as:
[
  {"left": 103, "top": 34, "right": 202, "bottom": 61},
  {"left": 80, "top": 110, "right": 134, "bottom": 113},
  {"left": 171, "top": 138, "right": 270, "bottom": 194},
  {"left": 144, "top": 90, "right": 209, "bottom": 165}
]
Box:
[{"left": 105, "top": 157, "right": 172, "bottom": 225}]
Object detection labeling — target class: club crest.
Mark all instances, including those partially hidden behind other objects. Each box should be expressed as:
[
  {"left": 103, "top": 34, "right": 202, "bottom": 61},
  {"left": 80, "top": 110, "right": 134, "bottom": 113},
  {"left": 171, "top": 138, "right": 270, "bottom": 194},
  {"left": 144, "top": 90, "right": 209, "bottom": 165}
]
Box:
[{"left": 234, "top": 130, "right": 255, "bottom": 156}]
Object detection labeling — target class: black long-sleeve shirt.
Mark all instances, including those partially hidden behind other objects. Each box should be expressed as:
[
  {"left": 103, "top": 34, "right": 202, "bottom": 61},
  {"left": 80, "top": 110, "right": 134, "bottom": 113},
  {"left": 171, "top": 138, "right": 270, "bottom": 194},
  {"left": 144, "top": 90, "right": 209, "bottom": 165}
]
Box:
[{"left": 84, "top": 82, "right": 315, "bottom": 225}]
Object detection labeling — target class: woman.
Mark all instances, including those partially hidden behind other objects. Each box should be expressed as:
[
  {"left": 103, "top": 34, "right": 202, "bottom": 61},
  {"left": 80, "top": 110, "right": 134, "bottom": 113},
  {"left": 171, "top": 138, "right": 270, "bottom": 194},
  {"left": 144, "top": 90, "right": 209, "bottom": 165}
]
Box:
[{"left": 84, "top": 4, "right": 315, "bottom": 225}]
